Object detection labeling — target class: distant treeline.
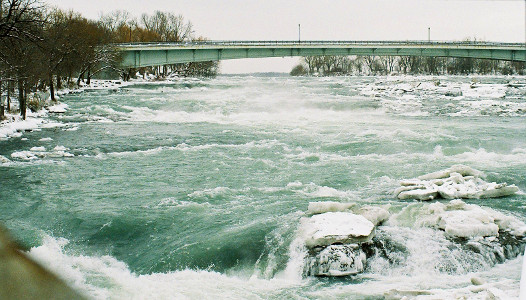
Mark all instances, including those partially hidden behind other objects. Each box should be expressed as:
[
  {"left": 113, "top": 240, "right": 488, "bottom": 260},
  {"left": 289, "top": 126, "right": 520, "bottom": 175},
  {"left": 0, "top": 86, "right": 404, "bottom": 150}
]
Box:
[
  {"left": 290, "top": 55, "right": 526, "bottom": 76},
  {"left": 0, "top": 0, "right": 218, "bottom": 120}
]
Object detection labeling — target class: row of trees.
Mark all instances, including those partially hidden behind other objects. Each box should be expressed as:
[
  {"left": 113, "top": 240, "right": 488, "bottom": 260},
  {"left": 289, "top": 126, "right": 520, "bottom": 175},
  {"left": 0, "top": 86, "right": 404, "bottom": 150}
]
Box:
[
  {"left": 99, "top": 10, "right": 219, "bottom": 80},
  {"left": 0, "top": 1, "right": 218, "bottom": 120},
  {"left": 0, "top": 0, "right": 120, "bottom": 120},
  {"left": 291, "top": 55, "right": 526, "bottom": 76}
]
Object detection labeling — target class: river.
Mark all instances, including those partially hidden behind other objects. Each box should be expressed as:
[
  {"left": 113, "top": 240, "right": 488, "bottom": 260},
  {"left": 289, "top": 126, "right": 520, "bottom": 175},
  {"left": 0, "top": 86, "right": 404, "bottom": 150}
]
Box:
[{"left": 0, "top": 74, "right": 525, "bottom": 299}]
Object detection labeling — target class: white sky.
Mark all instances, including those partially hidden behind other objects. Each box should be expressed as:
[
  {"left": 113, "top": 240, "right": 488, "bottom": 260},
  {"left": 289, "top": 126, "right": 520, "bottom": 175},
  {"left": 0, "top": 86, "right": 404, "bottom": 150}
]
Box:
[{"left": 45, "top": 0, "right": 526, "bottom": 73}]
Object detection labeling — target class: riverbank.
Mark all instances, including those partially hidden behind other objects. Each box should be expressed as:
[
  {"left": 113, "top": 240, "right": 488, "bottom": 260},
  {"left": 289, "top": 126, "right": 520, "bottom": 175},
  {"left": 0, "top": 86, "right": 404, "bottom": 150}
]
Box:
[{"left": 0, "top": 80, "right": 135, "bottom": 140}]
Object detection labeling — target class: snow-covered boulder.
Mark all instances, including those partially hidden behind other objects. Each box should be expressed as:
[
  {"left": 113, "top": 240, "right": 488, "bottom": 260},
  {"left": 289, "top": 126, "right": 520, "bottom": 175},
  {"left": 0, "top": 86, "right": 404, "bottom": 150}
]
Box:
[
  {"left": 417, "top": 200, "right": 499, "bottom": 238},
  {"left": 307, "top": 201, "right": 390, "bottom": 226},
  {"left": 394, "top": 165, "right": 519, "bottom": 201},
  {"left": 394, "top": 199, "right": 526, "bottom": 239},
  {"left": 300, "top": 212, "right": 375, "bottom": 248},
  {"left": 307, "top": 201, "right": 355, "bottom": 215},
  {"left": 298, "top": 211, "right": 376, "bottom": 276}
]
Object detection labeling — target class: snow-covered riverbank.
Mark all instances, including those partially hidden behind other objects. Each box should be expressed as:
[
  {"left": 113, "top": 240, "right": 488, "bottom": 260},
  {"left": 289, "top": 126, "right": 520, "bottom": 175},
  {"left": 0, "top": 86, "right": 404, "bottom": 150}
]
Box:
[{"left": 0, "top": 80, "right": 131, "bottom": 140}]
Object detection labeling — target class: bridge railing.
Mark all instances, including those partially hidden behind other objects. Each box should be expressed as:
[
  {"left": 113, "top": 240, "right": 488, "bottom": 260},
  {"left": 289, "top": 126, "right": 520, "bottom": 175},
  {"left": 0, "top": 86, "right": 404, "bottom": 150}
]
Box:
[{"left": 115, "top": 40, "right": 526, "bottom": 48}]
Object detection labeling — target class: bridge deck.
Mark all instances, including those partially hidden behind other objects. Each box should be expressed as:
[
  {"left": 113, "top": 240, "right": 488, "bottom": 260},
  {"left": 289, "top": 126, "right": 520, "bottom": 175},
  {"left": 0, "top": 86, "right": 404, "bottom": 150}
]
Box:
[{"left": 115, "top": 41, "right": 526, "bottom": 68}]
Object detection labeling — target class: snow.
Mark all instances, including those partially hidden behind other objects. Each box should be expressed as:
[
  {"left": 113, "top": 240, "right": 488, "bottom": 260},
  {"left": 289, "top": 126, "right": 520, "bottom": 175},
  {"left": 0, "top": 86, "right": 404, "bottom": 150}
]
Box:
[
  {"left": 395, "top": 165, "right": 519, "bottom": 201},
  {"left": 47, "top": 103, "right": 68, "bottom": 113},
  {"left": 299, "top": 212, "right": 375, "bottom": 248},
  {"left": 0, "top": 116, "right": 44, "bottom": 140},
  {"left": 353, "top": 205, "right": 390, "bottom": 226},
  {"left": 414, "top": 200, "right": 526, "bottom": 238},
  {"left": 307, "top": 201, "right": 355, "bottom": 215},
  {"left": 307, "top": 202, "right": 390, "bottom": 226},
  {"left": 10, "top": 146, "right": 74, "bottom": 161}
]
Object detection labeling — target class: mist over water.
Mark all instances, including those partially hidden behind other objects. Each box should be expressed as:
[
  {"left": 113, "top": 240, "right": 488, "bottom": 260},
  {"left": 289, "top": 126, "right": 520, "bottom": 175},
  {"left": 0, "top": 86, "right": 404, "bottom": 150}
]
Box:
[{"left": 1, "top": 75, "right": 525, "bottom": 298}]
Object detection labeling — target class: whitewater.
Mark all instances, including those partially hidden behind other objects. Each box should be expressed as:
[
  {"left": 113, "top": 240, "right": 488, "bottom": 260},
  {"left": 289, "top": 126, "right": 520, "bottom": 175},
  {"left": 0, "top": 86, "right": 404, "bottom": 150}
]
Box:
[{"left": 0, "top": 74, "right": 525, "bottom": 299}]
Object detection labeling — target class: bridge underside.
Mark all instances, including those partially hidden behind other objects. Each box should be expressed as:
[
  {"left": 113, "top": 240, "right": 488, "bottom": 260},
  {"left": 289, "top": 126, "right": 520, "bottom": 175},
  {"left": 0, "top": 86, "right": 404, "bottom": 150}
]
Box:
[{"left": 119, "top": 46, "right": 526, "bottom": 68}]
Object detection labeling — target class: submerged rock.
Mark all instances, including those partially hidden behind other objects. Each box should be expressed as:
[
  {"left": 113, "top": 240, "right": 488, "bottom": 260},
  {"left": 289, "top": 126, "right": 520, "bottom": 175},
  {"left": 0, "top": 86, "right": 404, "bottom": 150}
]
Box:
[
  {"left": 304, "top": 244, "right": 367, "bottom": 276},
  {"left": 394, "top": 165, "right": 519, "bottom": 201}
]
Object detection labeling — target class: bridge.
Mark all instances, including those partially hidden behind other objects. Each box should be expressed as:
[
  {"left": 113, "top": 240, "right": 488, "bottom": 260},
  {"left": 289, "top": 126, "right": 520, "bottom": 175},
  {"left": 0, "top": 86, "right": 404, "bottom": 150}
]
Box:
[{"left": 116, "top": 41, "right": 526, "bottom": 68}]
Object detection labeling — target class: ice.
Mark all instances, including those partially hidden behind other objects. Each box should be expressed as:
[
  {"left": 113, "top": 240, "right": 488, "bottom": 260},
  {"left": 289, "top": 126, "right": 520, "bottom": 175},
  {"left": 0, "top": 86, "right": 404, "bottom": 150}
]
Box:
[
  {"left": 307, "top": 201, "right": 355, "bottom": 215},
  {"left": 304, "top": 244, "right": 367, "bottom": 276},
  {"left": 307, "top": 202, "right": 390, "bottom": 226},
  {"left": 354, "top": 205, "right": 390, "bottom": 226},
  {"left": 0, "top": 117, "right": 43, "bottom": 139},
  {"left": 11, "top": 151, "right": 38, "bottom": 160},
  {"left": 30, "top": 146, "right": 46, "bottom": 152},
  {"left": 10, "top": 146, "right": 74, "bottom": 161},
  {"left": 299, "top": 212, "right": 375, "bottom": 248},
  {"left": 395, "top": 165, "right": 519, "bottom": 201},
  {"left": 47, "top": 103, "right": 68, "bottom": 113},
  {"left": 408, "top": 199, "right": 526, "bottom": 239},
  {"left": 39, "top": 137, "right": 53, "bottom": 141},
  {"left": 417, "top": 164, "right": 485, "bottom": 180}
]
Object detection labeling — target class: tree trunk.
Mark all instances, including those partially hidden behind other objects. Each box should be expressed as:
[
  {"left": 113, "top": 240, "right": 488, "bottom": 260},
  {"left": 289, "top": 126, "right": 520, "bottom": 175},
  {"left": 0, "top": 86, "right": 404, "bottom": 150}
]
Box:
[
  {"left": 77, "top": 69, "right": 86, "bottom": 87},
  {"left": 7, "top": 80, "right": 11, "bottom": 111},
  {"left": 0, "top": 80, "right": 4, "bottom": 120},
  {"left": 18, "top": 80, "right": 26, "bottom": 120},
  {"left": 49, "top": 74, "right": 55, "bottom": 102},
  {"left": 56, "top": 75, "right": 62, "bottom": 90},
  {"left": 86, "top": 67, "right": 91, "bottom": 85}
]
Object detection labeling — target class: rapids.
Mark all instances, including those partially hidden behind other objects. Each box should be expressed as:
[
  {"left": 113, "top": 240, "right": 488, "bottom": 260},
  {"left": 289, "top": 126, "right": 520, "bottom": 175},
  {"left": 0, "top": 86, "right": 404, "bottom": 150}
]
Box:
[{"left": 1, "top": 74, "right": 525, "bottom": 299}]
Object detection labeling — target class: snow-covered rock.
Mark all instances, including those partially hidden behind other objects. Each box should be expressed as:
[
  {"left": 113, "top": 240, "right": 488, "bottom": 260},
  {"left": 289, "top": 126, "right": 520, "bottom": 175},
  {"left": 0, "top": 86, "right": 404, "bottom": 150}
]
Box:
[
  {"left": 307, "top": 202, "right": 390, "bottom": 226},
  {"left": 417, "top": 200, "right": 499, "bottom": 238},
  {"left": 394, "top": 199, "right": 526, "bottom": 239},
  {"left": 307, "top": 201, "right": 355, "bottom": 215},
  {"left": 394, "top": 165, "right": 519, "bottom": 201},
  {"left": 300, "top": 212, "right": 375, "bottom": 248}
]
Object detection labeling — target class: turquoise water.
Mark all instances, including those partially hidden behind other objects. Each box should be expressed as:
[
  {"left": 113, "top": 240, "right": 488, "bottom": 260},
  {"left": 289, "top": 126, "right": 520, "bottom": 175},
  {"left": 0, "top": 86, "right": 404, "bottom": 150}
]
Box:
[{"left": 1, "top": 75, "right": 525, "bottom": 298}]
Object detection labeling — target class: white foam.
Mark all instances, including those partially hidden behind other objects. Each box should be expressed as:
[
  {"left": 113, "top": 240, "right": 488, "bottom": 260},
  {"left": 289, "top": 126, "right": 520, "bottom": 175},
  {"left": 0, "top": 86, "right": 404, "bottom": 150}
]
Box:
[
  {"left": 28, "top": 236, "right": 303, "bottom": 300},
  {"left": 521, "top": 252, "right": 526, "bottom": 299}
]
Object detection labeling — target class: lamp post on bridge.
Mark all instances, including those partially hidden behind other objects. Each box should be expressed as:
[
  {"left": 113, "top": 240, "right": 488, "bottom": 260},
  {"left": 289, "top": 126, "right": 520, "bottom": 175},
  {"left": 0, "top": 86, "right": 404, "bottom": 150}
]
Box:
[
  {"left": 428, "top": 27, "right": 430, "bottom": 42},
  {"left": 299, "top": 24, "right": 301, "bottom": 43}
]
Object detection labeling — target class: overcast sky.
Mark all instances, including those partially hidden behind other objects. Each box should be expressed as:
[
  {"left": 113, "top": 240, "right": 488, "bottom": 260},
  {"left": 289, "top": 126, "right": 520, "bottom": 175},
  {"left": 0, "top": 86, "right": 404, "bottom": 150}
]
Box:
[{"left": 45, "top": 0, "right": 525, "bottom": 73}]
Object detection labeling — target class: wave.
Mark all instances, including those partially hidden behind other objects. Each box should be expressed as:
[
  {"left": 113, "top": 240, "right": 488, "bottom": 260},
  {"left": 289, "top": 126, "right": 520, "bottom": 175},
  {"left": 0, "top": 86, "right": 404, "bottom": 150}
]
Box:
[{"left": 27, "top": 235, "right": 303, "bottom": 300}]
